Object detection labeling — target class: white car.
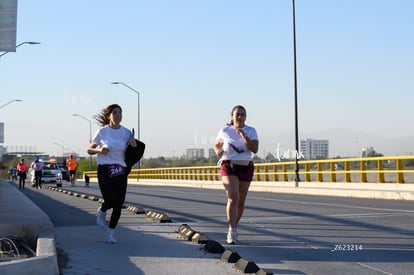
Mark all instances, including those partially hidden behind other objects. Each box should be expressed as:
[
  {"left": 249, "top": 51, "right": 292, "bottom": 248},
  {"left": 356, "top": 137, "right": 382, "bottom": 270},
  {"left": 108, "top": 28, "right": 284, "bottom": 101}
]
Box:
[{"left": 31, "top": 160, "right": 63, "bottom": 187}]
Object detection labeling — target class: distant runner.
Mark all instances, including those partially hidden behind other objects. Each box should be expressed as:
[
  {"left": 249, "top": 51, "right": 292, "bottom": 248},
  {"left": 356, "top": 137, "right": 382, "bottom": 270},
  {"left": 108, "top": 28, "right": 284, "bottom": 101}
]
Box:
[
  {"left": 67, "top": 154, "right": 78, "bottom": 186},
  {"left": 17, "top": 158, "right": 28, "bottom": 190}
]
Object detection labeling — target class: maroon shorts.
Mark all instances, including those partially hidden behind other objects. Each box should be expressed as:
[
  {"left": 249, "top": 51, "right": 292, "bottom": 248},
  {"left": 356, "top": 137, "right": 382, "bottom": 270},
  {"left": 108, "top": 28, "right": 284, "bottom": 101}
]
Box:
[{"left": 220, "top": 161, "right": 254, "bottom": 182}]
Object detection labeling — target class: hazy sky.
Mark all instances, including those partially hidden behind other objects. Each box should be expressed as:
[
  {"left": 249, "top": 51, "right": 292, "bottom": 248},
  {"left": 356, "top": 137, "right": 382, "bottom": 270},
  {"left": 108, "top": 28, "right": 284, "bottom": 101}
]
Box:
[{"left": 1, "top": 0, "right": 413, "bottom": 159}]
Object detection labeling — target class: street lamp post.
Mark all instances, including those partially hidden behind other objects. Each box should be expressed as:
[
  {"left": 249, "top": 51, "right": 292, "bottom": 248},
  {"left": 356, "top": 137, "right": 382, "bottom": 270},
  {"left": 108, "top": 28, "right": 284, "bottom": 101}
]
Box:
[
  {"left": 0, "top": 99, "right": 22, "bottom": 110},
  {"left": 72, "top": 114, "right": 92, "bottom": 171},
  {"left": 0, "top": 41, "right": 41, "bottom": 58},
  {"left": 111, "top": 82, "right": 141, "bottom": 176},
  {"left": 292, "top": 0, "right": 300, "bottom": 186},
  {"left": 110, "top": 82, "right": 140, "bottom": 141},
  {"left": 53, "top": 142, "right": 66, "bottom": 156}
]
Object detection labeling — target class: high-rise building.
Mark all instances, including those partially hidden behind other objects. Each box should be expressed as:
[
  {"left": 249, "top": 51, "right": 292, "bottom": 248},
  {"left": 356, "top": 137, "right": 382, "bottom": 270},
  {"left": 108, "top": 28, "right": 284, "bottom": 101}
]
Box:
[
  {"left": 186, "top": 148, "right": 204, "bottom": 159},
  {"left": 0, "top": 145, "right": 5, "bottom": 159},
  {"left": 0, "top": 122, "right": 4, "bottom": 143},
  {"left": 361, "top": 146, "right": 375, "bottom": 157},
  {"left": 300, "top": 139, "right": 329, "bottom": 159}
]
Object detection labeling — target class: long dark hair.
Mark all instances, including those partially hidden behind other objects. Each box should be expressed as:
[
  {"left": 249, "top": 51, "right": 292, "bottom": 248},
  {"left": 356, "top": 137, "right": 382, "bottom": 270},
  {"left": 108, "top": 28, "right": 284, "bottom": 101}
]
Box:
[
  {"left": 228, "top": 105, "right": 246, "bottom": 126},
  {"left": 93, "top": 104, "right": 122, "bottom": 126}
]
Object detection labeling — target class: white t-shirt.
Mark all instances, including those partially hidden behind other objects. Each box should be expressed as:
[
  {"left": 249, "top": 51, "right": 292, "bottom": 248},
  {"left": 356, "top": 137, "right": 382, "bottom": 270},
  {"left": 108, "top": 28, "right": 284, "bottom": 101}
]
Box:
[
  {"left": 215, "top": 125, "right": 258, "bottom": 165},
  {"left": 31, "top": 159, "right": 43, "bottom": 171},
  {"left": 92, "top": 125, "right": 132, "bottom": 166}
]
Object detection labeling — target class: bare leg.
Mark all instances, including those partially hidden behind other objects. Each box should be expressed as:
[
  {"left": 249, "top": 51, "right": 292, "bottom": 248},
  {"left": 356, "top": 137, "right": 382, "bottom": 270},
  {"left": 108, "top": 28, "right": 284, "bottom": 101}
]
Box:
[{"left": 222, "top": 175, "right": 240, "bottom": 228}]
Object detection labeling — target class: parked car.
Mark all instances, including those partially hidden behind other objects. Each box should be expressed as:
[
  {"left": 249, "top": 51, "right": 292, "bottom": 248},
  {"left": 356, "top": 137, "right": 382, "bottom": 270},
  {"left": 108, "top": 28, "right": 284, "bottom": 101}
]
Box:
[
  {"left": 30, "top": 160, "right": 63, "bottom": 187},
  {"left": 58, "top": 162, "right": 70, "bottom": 182}
]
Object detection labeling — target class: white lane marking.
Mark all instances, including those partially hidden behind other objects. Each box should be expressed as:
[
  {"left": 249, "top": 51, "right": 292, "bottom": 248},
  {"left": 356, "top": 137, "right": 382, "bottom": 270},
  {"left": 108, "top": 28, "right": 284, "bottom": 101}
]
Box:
[
  {"left": 249, "top": 195, "right": 414, "bottom": 214},
  {"left": 244, "top": 212, "right": 409, "bottom": 222},
  {"left": 139, "top": 186, "right": 414, "bottom": 214},
  {"left": 357, "top": 263, "right": 393, "bottom": 275}
]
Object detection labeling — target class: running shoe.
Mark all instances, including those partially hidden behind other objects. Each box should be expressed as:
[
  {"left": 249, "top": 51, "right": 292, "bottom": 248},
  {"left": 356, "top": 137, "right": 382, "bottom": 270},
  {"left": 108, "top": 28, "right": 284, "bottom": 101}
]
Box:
[
  {"left": 226, "top": 227, "right": 238, "bottom": 244},
  {"left": 96, "top": 207, "right": 107, "bottom": 228}
]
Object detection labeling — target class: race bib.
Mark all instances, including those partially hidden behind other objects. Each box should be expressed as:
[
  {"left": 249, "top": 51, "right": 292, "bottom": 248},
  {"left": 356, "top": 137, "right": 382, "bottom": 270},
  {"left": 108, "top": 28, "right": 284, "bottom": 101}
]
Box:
[{"left": 108, "top": 164, "right": 126, "bottom": 178}]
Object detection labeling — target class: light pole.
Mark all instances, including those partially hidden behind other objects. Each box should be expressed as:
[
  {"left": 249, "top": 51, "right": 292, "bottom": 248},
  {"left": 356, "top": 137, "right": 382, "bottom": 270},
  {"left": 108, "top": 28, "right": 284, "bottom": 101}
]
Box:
[
  {"left": 110, "top": 82, "right": 140, "bottom": 141},
  {"left": 111, "top": 81, "right": 141, "bottom": 179},
  {"left": 292, "top": 0, "right": 300, "bottom": 186},
  {"left": 53, "top": 142, "right": 67, "bottom": 155},
  {"left": 72, "top": 114, "right": 93, "bottom": 171},
  {"left": 0, "top": 41, "right": 41, "bottom": 58},
  {"left": 0, "top": 99, "right": 22, "bottom": 110}
]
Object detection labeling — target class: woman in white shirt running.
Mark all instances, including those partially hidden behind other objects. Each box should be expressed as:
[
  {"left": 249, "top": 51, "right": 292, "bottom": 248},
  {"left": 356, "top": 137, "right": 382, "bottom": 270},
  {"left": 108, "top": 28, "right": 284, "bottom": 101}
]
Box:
[
  {"left": 214, "top": 105, "right": 259, "bottom": 244},
  {"left": 88, "top": 104, "right": 137, "bottom": 244}
]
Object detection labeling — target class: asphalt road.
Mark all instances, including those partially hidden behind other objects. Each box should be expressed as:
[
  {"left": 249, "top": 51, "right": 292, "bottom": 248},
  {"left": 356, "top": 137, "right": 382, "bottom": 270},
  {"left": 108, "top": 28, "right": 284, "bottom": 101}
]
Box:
[{"left": 25, "top": 181, "right": 414, "bottom": 275}]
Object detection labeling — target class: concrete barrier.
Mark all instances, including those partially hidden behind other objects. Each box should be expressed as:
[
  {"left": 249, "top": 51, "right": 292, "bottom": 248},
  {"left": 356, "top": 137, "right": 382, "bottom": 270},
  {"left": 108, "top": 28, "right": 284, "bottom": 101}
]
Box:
[
  {"left": 128, "top": 179, "right": 414, "bottom": 201},
  {"left": 0, "top": 181, "right": 58, "bottom": 274},
  {"left": 0, "top": 234, "right": 59, "bottom": 275}
]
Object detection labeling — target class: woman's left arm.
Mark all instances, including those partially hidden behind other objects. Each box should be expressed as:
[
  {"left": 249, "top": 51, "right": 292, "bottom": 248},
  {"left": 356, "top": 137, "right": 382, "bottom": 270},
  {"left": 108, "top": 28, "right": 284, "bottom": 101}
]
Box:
[
  {"left": 243, "top": 136, "right": 259, "bottom": 154},
  {"left": 129, "top": 136, "right": 137, "bottom": 147},
  {"left": 238, "top": 129, "right": 259, "bottom": 154}
]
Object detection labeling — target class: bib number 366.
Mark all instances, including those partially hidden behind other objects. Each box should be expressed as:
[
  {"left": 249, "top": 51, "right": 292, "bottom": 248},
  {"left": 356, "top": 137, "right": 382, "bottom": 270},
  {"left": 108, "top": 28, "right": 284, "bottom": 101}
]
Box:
[{"left": 108, "top": 164, "right": 125, "bottom": 178}]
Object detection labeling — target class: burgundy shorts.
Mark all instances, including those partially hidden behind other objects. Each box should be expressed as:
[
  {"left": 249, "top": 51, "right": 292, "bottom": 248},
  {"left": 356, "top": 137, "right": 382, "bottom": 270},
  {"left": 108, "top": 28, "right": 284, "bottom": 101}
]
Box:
[{"left": 220, "top": 161, "right": 254, "bottom": 182}]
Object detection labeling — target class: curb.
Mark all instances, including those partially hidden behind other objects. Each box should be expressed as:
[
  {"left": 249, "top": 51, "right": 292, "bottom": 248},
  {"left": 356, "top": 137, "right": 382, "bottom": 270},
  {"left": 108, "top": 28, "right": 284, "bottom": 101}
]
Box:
[
  {"left": 177, "top": 224, "right": 273, "bottom": 274},
  {"left": 42, "top": 185, "right": 271, "bottom": 273}
]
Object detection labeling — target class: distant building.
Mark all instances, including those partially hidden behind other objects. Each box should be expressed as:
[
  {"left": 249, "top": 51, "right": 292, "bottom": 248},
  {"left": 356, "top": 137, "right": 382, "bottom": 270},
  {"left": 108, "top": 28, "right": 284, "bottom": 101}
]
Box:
[
  {"left": 186, "top": 148, "right": 204, "bottom": 159},
  {"left": 300, "top": 139, "right": 329, "bottom": 159},
  {"left": 361, "top": 146, "right": 375, "bottom": 157},
  {"left": 0, "top": 145, "right": 5, "bottom": 159},
  {"left": 207, "top": 148, "right": 216, "bottom": 159},
  {"left": 0, "top": 122, "right": 4, "bottom": 143}
]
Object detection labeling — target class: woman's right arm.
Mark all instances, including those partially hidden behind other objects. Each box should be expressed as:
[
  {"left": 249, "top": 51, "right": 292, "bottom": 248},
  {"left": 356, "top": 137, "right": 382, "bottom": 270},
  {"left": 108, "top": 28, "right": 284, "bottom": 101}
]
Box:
[
  {"left": 87, "top": 143, "right": 98, "bottom": 155},
  {"left": 213, "top": 128, "right": 225, "bottom": 157},
  {"left": 214, "top": 140, "right": 224, "bottom": 157},
  {"left": 88, "top": 143, "right": 109, "bottom": 155}
]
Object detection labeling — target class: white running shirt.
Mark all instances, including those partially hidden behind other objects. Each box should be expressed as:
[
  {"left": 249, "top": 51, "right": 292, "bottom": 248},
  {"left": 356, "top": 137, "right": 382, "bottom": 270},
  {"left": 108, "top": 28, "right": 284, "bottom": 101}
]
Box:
[
  {"left": 215, "top": 125, "right": 258, "bottom": 165},
  {"left": 92, "top": 125, "right": 132, "bottom": 166}
]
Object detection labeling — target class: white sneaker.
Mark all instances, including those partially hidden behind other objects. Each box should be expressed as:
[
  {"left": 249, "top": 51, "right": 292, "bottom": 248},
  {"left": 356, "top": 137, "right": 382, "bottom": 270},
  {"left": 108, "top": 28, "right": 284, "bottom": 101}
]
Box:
[
  {"left": 226, "top": 227, "right": 238, "bottom": 244},
  {"left": 106, "top": 228, "right": 117, "bottom": 244},
  {"left": 96, "top": 207, "right": 107, "bottom": 228}
]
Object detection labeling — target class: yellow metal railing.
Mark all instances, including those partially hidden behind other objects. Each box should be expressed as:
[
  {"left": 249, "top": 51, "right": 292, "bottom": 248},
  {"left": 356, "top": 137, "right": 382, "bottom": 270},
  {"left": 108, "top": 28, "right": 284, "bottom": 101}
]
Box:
[{"left": 84, "top": 155, "right": 414, "bottom": 184}]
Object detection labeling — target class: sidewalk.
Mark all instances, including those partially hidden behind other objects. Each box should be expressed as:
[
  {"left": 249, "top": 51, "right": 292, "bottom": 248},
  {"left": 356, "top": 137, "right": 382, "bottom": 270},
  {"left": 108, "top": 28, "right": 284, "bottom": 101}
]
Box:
[
  {"left": 0, "top": 180, "right": 240, "bottom": 275},
  {"left": 0, "top": 180, "right": 57, "bottom": 274}
]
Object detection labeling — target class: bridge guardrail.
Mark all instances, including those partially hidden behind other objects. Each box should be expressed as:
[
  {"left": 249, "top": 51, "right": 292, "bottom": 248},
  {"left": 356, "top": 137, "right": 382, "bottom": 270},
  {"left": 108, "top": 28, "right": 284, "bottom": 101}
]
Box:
[{"left": 84, "top": 156, "right": 414, "bottom": 184}]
